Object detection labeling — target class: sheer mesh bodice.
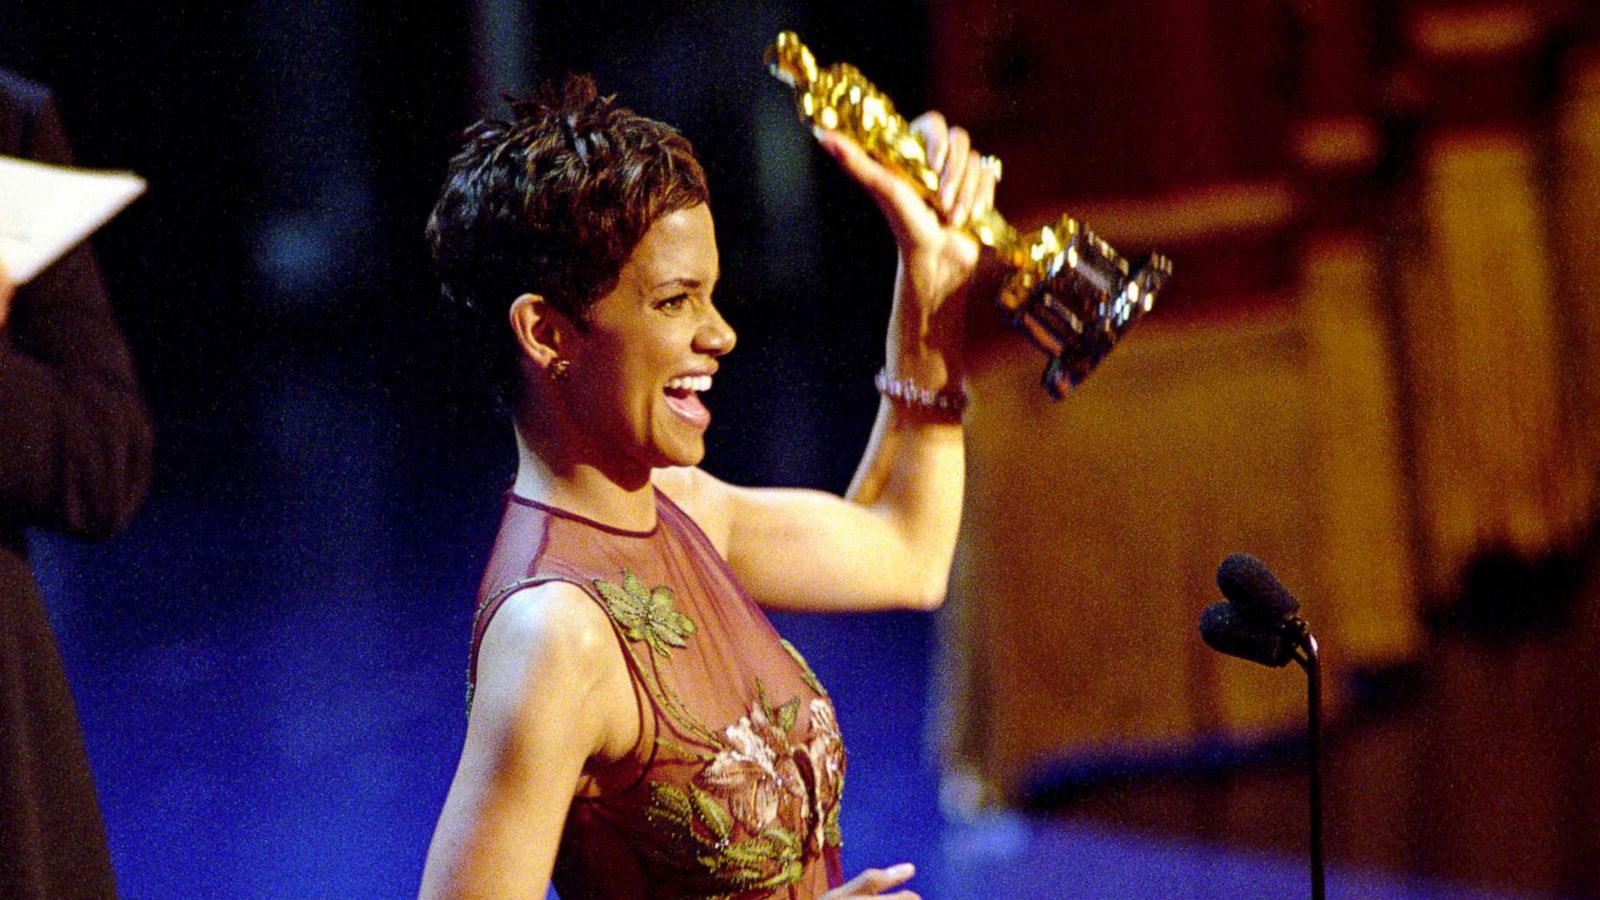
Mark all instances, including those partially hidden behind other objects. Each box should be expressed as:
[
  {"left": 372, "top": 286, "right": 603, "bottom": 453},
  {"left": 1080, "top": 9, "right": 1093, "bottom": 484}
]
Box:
[{"left": 469, "top": 489, "right": 845, "bottom": 899}]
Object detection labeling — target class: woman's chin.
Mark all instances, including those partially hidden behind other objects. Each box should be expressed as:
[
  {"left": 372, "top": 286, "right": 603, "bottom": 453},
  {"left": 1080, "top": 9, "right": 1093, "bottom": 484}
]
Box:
[
  {"left": 660, "top": 440, "right": 707, "bottom": 470},
  {"left": 650, "top": 410, "right": 711, "bottom": 468}
]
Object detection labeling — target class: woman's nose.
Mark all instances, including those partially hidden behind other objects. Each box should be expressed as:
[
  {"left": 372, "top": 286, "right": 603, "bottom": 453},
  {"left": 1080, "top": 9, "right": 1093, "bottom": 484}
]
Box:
[{"left": 695, "top": 305, "right": 737, "bottom": 357}]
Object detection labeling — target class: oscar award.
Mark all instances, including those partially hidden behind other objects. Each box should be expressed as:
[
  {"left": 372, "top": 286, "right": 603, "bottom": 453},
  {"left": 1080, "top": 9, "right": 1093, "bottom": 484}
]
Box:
[{"left": 766, "top": 32, "right": 1171, "bottom": 398}]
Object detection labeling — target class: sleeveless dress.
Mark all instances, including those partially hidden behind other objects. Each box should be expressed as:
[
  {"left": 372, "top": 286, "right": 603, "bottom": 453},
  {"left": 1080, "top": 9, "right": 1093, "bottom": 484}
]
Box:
[{"left": 469, "top": 489, "right": 846, "bottom": 899}]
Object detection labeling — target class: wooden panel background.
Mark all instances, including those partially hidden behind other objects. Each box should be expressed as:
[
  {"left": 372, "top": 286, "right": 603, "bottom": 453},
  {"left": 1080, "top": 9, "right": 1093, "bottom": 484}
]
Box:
[{"left": 927, "top": 0, "right": 1600, "bottom": 802}]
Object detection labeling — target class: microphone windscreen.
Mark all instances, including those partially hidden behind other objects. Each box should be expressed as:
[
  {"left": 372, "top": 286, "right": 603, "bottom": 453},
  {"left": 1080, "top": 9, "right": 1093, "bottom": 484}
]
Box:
[
  {"left": 1216, "top": 552, "right": 1300, "bottom": 626},
  {"left": 1199, "top": 602, "right": 1295, "bottom": 668}
]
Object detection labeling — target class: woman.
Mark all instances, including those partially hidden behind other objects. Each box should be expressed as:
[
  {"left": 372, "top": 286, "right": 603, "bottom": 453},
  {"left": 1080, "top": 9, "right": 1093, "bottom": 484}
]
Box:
[{"left": 420, "top": 75, "right": 995, "bottom": 898}]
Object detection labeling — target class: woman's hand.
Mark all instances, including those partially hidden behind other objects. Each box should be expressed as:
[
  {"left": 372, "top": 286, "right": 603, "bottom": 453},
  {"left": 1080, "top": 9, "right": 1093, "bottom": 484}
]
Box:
[
  {"left": 813, "top": 112, "right": 997, "bottom": 325},
  {"left": 822, "top": 862, "right": 921, "bottom": 899},
  {"left": 814, "top": 112, "right": 997, "bottom": 395}
]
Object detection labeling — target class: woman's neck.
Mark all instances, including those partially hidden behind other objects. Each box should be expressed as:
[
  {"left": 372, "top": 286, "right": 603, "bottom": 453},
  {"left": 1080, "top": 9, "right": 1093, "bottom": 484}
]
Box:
[{"left": 511, "top": 419, "right": 658, "bottom": 532}]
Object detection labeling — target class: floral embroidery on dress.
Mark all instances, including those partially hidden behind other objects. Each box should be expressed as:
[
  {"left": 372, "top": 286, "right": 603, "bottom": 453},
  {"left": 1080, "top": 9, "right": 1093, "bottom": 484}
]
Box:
[
  {"left": 804, "top": 698, "right": 846, "bottom": 850},
  {"left": 642, "top": 685, "right": 846, "bottom": 895},
  {"left": 699, "top": 691, "right": 811, "bottom": 839},
  {"left": 594, "top": 570, "right": 697, "bottom": 658},
  {"left": 642, "top": 780, "right": 806, "bottom": 896},
  {"left": 583, "top": 569, "right": 844, "bottom": 896}
]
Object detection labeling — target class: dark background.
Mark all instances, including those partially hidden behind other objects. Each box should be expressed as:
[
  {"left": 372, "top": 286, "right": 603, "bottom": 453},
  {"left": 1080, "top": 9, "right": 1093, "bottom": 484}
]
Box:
[{"left": 2, "top": 1, "right": 944, "bottom": 494}]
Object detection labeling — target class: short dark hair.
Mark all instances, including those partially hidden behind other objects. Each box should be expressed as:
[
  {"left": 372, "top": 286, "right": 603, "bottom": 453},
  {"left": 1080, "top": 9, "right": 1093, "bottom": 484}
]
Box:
[{"left": 425, "top": 75, "right": 709, "bottom": 407}]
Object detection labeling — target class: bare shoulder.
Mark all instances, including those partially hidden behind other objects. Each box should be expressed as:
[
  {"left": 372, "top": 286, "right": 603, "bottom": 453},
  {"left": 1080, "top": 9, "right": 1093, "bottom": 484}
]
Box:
[
  {"left": 652, "top": 466, "right": 735, "bottom": 554},
  {"left": 423, "top": 581, "right": 633, "bottom": 896},
  {"left": 478, "top": 581, "right": 616, "bottom": 677},
  {"left": 473, "top": 581, "right": 634, "bottom": 761}
]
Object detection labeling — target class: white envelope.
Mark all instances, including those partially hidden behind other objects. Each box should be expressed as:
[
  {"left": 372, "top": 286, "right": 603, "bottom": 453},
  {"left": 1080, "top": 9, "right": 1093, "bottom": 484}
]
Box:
[{"left": 0, "top": 154, "right": 146, "bottom": 285}]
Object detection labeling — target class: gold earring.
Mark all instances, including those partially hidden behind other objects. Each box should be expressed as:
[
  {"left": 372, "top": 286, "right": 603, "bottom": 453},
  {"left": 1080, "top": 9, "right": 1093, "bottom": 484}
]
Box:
[{"left": 547, "top": 358, "right": 572, "bottom": 382}]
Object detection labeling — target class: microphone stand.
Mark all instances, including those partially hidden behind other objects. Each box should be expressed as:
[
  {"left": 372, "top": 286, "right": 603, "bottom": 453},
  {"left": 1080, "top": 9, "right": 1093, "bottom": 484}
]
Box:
[{"left": 1284, "top": 619, "right": 1324, "bottom": 900}]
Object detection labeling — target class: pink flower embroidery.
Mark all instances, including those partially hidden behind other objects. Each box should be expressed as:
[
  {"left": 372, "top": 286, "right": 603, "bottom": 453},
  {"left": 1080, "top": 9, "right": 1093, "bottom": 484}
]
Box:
[
  {"left": 699, "top": 701, "right": 810, "bottom": 839},
  {"left": 697, "top": 695, "right": 846, "bottom": 853},
  {"left": 805, "top": 699, "right": 846, "bottom": 849}
]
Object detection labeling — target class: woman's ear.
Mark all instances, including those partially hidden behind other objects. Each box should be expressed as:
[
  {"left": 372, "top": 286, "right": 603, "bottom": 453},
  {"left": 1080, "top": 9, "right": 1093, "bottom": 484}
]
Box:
[{"left": 509, "top": 293, "right": 574, "bottom": 376}]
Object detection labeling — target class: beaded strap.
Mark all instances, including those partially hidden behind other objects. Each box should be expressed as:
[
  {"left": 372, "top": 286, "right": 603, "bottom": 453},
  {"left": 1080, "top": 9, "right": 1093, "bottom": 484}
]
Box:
[{"left": 875, "top": 368, "right": 967, "bottom": 419}]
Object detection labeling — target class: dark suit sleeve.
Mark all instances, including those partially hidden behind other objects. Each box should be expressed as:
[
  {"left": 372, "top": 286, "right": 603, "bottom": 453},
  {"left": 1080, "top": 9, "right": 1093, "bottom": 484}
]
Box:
[{"left": 0, "top": 87, "right": 153, "bottom": 539}]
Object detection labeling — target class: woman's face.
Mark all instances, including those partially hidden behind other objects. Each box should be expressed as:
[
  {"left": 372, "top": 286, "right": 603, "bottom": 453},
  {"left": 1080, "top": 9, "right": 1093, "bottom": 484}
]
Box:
[{"left": 562, "top": 203, "right": 735, "bottom": 477}]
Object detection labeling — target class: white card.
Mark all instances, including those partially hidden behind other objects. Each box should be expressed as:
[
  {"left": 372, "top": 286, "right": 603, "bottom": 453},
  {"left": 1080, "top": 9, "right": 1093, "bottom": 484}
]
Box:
[{"left": 0, "top": 154, "right": 146, "bottom": 285}]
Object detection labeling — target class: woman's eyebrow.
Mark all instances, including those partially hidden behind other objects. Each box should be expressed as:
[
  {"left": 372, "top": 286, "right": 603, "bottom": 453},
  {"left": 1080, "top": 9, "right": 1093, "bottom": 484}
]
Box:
[{"left": 650, "top": 274, "right": 719, "bottom": 291}]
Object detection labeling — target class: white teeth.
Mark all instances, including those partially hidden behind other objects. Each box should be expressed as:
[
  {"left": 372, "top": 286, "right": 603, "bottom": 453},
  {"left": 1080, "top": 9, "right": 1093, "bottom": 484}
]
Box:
[{"left": 665, "top": 375, "right": 712, "bottom": 392}]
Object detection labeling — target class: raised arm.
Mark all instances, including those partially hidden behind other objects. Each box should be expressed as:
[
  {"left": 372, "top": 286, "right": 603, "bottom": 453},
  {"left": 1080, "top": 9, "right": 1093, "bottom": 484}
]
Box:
[
  {"left": 659, "top": 113, "right": 997, "bottom": 613},
  {"left": 419, "top": 582, "right": 639, "bottom": 898},
  {"left": 0, "top": 82, "right": 152, "bottom": 538}
]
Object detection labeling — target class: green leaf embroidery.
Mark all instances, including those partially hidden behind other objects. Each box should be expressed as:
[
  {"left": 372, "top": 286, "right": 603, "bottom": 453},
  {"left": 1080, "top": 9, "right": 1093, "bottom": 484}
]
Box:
[
  {"left": 722, "top": 839, "right": 774, "bottom": 865},
  {"left": 756, "top": 679, "right": 775, "bottom": 721},
  {"left": 690, "top": 784, "right": 734, "bottom": 842},
  {"left": 761, "top": 826, "right": 802, "bottom": 856},
  {"left": 754, "top": 857, "right": 807, "bottom": 890},
  {"left": 649, "top": 783, "right": 695, "bottom": 829},
  {"left": 825, "top": 802, "right": 843, "bottom": 848},
  {"left": 780, "top": 638, "right": 828, "bottom": 697},
  {"left": 776, "top": 697, "right": 800, "bottom": 733},
  {"left": 656, "top": 737, "right": 717, "bottom": 764},
  {"left": 644, "top": 779, "right": 811, "bottom": 894},
  {"left": 594, "top": 570, "right": 697, "bottom": 658}
]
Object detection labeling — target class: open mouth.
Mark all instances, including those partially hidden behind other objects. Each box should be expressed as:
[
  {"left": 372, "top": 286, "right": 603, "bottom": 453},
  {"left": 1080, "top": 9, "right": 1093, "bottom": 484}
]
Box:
[{"left": 663, "top": 374, "right": 713, "bottom": 427}]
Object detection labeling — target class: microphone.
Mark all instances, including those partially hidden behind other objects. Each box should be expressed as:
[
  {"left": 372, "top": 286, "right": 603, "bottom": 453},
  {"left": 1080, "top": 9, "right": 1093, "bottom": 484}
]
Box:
[
  {"left": 1199, "top": 601, "right": 1297, "bottom": 667},
  {"left": 1215, "top": 552, "right": 1300, "bottom": 627},
  {"left": 1201, "top": 554, "right": 1309, "bottom": 668},
  {"left": 1198, "top": 553, "right": 1326, "bottom": 900}
]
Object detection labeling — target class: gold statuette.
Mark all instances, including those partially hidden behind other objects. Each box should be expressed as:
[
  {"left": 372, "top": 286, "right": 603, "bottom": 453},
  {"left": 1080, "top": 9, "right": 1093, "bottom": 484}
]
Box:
[{"left": 765, "top": 31, "right": 1171, "bottom": 398}]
